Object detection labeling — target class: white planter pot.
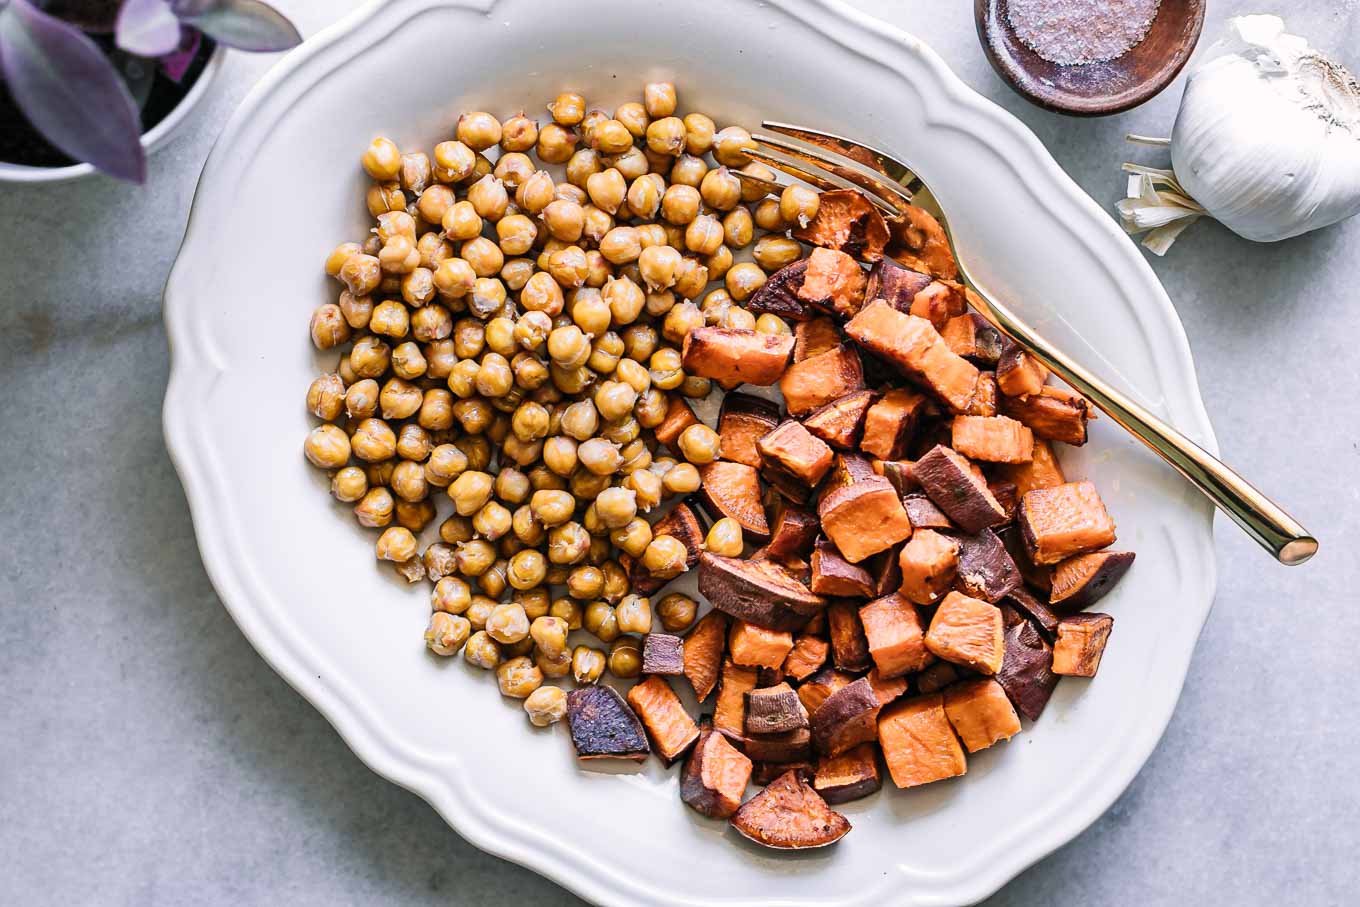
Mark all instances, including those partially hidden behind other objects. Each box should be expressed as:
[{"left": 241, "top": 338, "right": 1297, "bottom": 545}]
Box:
[{"left": 0, "top": 42, "right": 224, "bottom": 185}]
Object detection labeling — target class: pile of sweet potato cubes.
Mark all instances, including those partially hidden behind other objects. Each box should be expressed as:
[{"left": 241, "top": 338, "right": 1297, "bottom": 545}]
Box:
[{"left": 565, "top": 189, "right": 1133, "bottom": 850}]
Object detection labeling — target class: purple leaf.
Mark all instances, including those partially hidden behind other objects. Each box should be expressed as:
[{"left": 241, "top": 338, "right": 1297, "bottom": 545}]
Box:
[
  {"left": 178, "top": 0, "right": 301, "bottom": 52},
  {"left": 117, "top": 0, "right": 183, "bottom": 58},
  {"left": 0, "top": 0, "right": 146, "bottom": 182}
]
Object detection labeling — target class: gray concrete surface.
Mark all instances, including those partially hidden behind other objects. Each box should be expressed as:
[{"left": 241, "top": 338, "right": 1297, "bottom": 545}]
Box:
[{"left": 1, "top": 1, "right": 1354, "bottom": 904}]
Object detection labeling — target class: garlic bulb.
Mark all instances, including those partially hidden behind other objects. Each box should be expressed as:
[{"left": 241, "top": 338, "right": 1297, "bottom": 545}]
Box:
[{"left": 1118, "top": 15, "right": 1360, "bottom": 253}]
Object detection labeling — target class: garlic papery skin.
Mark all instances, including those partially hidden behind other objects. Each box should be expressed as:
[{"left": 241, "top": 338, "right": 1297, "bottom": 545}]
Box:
[{"left": 1171, "top": 14, "right": 1360, "bottom": 243}]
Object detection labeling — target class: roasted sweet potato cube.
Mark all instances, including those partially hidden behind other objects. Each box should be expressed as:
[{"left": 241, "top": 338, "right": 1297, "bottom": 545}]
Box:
[
  {"left": 699, "top": 552, "right": 825, "bottom": 632},
  {"left": 796, "top": 247, "right": 868, "bottom": 318},
  {"left": 742, "top": 727, "right": 813, "bottom": 763},
  {"left": 763, "top": 500, "right": 820, "bottom": 562},
  {"left": 796, "top": 667, "right": 856, "bottom": 715},
  {"left": 951, "top": 415, "right": 1034, "bottom": 464},
  {"left": 730, "top": 769, "right": 851, "bottom": 850},
  {"left": 641, "top": 633, "right": 685, "bottom": 676},
  {"left": 759, "top": 420, "right": 835, "bottom": 486},
  {"left": 913, "top": 444, "right": 1007, "bottom": 534},
  {"left": 942, "top": 678, "right": 1021, "bottom": 752},
  {"left": 1052, "top": 613, "right": 1114, "bottom": 677},
  {"left": 810, "top": 539, "right": 875, "bottom": 598},
  {"left": 997, "top": 604, "right": 1059, "bottom": 720},
  {"left": 698, "top": 461, "right": 769, "bottom": 540},
  {"left": 627, "top": 675, "right": 700, "bottom": 765},
  {"left": 782, "top": 634, "right": 829, "bottom": 681},
  {"left": 908, "top": 281, "right": 967, "bottom": 331},
  {"left": 1018, "top": 481, "right": 1117, "bottom": 565},
  {"left": 860, "top": 387, "right": 929, "bottom": 460},
  {"left": 791, "top": 188, "right": 889, "bottom": 263},
  {"left": 924, "top": 591, "right": 1005, "bottom": 674},
  {"left": 898, "top": 529, "right": 960, "bottom": 605},
  {"left": 713, "top": 658, "right": 760, "bottom": 742},
  {"left": 818, "top": 453, "right": 879, "bottom": 506},
  {"left": 653, "top": 396, "right": 700, "bottom": 450},
  {"left": 729, "top": 620, "right": 795, "bottom": 669},
  {"left": 1004, "top": 585, "right": 1060, "bottom": 636},
  {"left": 866, "top": 668, "right": 909, "bottom": 705},
  {"left": 996, "top": 346, "right": 1049, "bottom": 398},
  {"left": 844, "top": 302, "right": 979, "bottom": 413},
  {"left": 1000, "top": 385, "right": 1091, "bottom": 446},
  {"left": 566, "top": 686, "right": 650, "bottom": 762},
  {"left": 915, "top": 661, "right": 961, "bottom": 695},
  {"left": 682, "top": 610, "right": 728, "bottom": 702},
  {"left": 859, "top": 593, "right": 929, "bottom": 678},
  {"left": 812, "top": 677, "right": 881, "bottom": 756},
  {"left": 803, "top": 390, "right": 876, "bottom": 450},
  {"left": 995, "top": 438, "right": 1066, "bottom": 498},
  {"left": 818, "top": 475, "right": 913, "bottom": 564},
  {"left": 779, "top": 343, "right": 865, "bottom": 417},
  {"left": 681, "top": 722, "right": 753, "bottom": 819},
  {"left": 941, "top": 312, "right": 1005, "bottom": 365},
  {"left": 903, "top": 494, "right": 953, "bottom": 531},
  {"left": 826, "top": 599, "right": 872, "bottom": 672},
  {"left": 989, "top": 479, "right": 1019, "bottom": 522},
  {"left": 955, "top": 528, "right": 1023, "bottom": 604},
  {"left": 751, "top": 760, "right": 813, "bottom": 786},
  {"left": 814, "top": 743, "right": 882, "bottom": 805},
  {"left": 1049, "top": 551, "right": 1135, "bottom": 612},
  {"left": 748, "top": 258, "right": 810, "bottom": 321},
  {"left": 793, "top": 315, "right": 842, "bottom": 362},
  {"left": 869, "top": 545, "right": 903, "bottom": 597},
  {"left": 964, "top": 371, "right": 1000, "bottom": 417},
  {"left": 717, "top": 392, "right": 781, "bottom": 469},
  {"left": 878, "top": 693, "right": 967, "bottom": 788},
  {"left": 745, "top": 682, "right": 810, "bottom": 735},
  {"left": 888, "top": 204, "right": 957, "bottom": 279},
  {"left": 682, "top": 327, "right": 793, "bottom": 387},
  {"left": 626, "top": 503, "right": 704, "bottom": 595}
]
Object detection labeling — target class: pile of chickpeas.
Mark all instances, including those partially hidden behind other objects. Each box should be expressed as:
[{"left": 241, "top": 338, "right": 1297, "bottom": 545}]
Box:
[{"left": 303, "top": 81, "right": 818, "bottom": 730}]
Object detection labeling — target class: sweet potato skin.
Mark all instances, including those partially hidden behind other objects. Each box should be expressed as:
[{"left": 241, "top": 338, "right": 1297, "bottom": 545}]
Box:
[
  {"left": 878, "top": 693, "right": 967, "bottom": 788},
  {"left": 681, "top": 723, "right": 753, "bottom": 819},
  {"left": 748, "top": 258, "right": 810, "bottom": 321},
  {"left": 682, "top": 327, "right": 794, "bottom": 387},
  {"left": 942, "top": 678, "right": 1022, "bottom": 752},
  {"left": 887, "top": 205, "right": 957, "bottom": 280},
  {"left": 811, "top": 676, "right": 881, "bottom": 757},
  {"left": 793, "top": 315, "right": 842, "bottom": 362},
  {"left": 811, "top": 540, "right": 875, "bottom": 598},
  {"left": 699, "top": 551, "right": 826, "bottom": 632},
  {"left": 792, "top": 188, "right": 890, "bottom": 263},
  {"left": 627, "top": 675, "right": 700, "bottom": 765},
  {"left": 1018, "top": 481, "right": 1117, "bottom": 565},
  {"left": 745, "top": 682, "right": 810, "bottom": 735},
  {"left": 924, "top": 591, "right": 1005, "bottom": 675},
  {"left": 997, "top": 604, "right": 1059, "bottom": 721},
  {"left": 1049, "top": 550, "right": 1135, "bottom": 612},
  {"left": 803, "top": 390, "right": 877, "bottom": 450},
  {"left": 913, "top": 444, "right": 1006, "bottom": 534},
  {"left": 763, "top": 501, "right": 820, "bottom": 562},
  {"left": 865, "top": 258, "right": 933, "bottom": 313},
  {"left": 826, "top": 599, "right": 872, "bottom": 673},
  {"left": 566, "top": 686, "right": 651, "bottom": 762},
  {"left": 642, "top": 633, "right": 685, "bottom": 676},
  {"left": 814, "top": 743, "right": 883, "bottom": 805},
  {"left": 730, "top": 769, "right": 852, "bottom": 850}
]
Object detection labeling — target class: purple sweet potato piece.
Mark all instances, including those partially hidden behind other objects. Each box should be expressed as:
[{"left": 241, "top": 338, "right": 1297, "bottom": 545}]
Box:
[
  {"left": 1049, "top": 551, "right": 1136, "bottom": 612},
  {"left": 566, "top": 686, "right": 650, "bottom": 761},
  {"left": 642, "top": 633, "right": 685, "bottom": 676},
  {"left": 996, "top": 605, "right": 1059, "bottom": 721},
  {"left": 953, "top": 528, "right": 1022, "bottom": 603}
]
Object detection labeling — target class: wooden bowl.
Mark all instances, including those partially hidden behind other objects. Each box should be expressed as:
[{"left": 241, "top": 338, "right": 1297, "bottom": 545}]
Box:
[{"left": 975, "top": 0, "right": 1206, "bottom": 116}]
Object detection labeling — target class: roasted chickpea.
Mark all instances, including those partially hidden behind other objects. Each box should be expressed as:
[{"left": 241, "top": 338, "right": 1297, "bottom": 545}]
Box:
[
  {"left": 677, "top": 423, "right": 722, "bottom": 465},
  {"left": 607, "top": 636, "right": 642, "bottom": 678},
  {"left": 641, "top": 80, "right": 676, "bottom": 117},
  {"left": 584, "top": 167, "right": 627, "bottom": 215},
  {"left": 571, "top": 645, "right": 606, "bottom": 684},
  {"left": 780, "top": 183, "right": 820, "bottom": 227},
  {"left": 582, "top": 599, "right": 619, "bottom": 641},
  {"left": 527, "top": 488, "right": 574, "bottom": 527},
  {"left": 523, "top": 685, "right": 567, "bottom": 726},
  {"left": 432, "top": 139, "right": 476, "bottom": 183},
  {"left": 662, "top": 461, "right": 701, "bottom": 495},
  {"left": 645, "top": 116, "right": 685, "bottom": 156},
  {"left": 634, "top": 244, "right": 679, "bottom": 292},
  {"left": 700, "top": 166, "right": 742, "bottom": 211},
  {"left": 308, "top": 303, "right": 350, "bottom": 350},
  {"left": 425, "top": 612, "right": 471, "bottom": 657},
  {"left": 375, "top": 526, "right": 417, "bottom": 563},
  {"left": 714, "top": 125, "right": 756, "bottom": 167},
  {"left": 589, "top": 118, "right": 631, "bottom": 155},
  {"left": 536, "top": 122, "right": 578, "bottom": 163},
  {"left": 302, "top": 424, "right": 349, "bottom": 469},
  {"left": 662, "top": 300, "right": 704, "bottom": 345},
  {"left": 325, "top": 241, "right": 363, "bottom": 279},
  {"left": 683, "top": 213, "right": 723, "bottom": 256},
  {"left": 453, "top": 111, "right": 500, "bottom": 151},
  {"left": 539, "top": 200, "right": 584, "bottom": 245},
  {"left": 725, "top": 261, "right": 767, "bottom": 301},
  {"left": 432, "top": 257, "right": 477, "bottom": 301},
  {"left": 548, "top": 91, "right": 585, "bottom": 125},
  {"left": 656, "top": 592, "right": 698, "bottom": 632},
  {"left": 459, "top": 237, "right": 504, "bottom": 278},
  {"left": 361, "top": 136, "right": 402, "bottom": 181},
  {"left": 574, "top": 438, "right": 620, "bottom": 476},
  {"left": 680, "top": 374, "right": 711, "bottom": 398},
  {"left": 307, "top": 373, "right": 346, "bottom": 421},
  {"left": 366, "top": 181, "right": 405, "bottom": 217},
  {"left": 660, "top": 184, "right": 701, "bottom": 226},
  {"left": 640, "top": 535, "right": 688, "bottom": 579}
]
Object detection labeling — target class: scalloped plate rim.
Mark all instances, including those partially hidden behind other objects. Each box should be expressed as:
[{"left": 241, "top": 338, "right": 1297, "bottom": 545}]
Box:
[{"left": 162, "top": 1, "right": 1219, "bottom": 904}]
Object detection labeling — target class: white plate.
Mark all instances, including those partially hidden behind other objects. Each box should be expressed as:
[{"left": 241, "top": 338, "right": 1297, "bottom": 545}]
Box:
[{"left": 163, "top": 1, "right": 1219, "bottom": 904}]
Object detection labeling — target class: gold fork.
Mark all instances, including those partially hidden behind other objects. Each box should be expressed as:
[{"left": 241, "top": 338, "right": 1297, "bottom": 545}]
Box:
[{"left": 740, "top": 121, "right": 1317, "bottom": 566}]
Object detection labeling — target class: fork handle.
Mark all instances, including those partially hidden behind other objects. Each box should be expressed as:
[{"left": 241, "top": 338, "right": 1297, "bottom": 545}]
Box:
[{"left": 970, "top": 290, "right": 1317, "bottom": 566}]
